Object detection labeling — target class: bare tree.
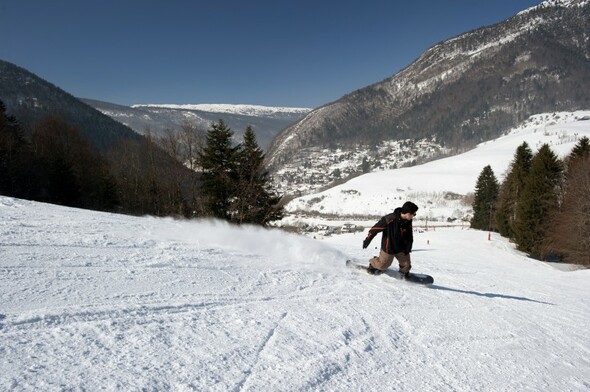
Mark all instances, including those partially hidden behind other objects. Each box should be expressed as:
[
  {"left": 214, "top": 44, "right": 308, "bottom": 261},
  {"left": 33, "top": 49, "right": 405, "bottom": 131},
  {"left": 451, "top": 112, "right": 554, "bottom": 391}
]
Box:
[
  {"left": 158, "top": 127, "right": 182, "bottom": 162},
  {"left": 178, "top": 121, "right": 206, "bottom": 171}
]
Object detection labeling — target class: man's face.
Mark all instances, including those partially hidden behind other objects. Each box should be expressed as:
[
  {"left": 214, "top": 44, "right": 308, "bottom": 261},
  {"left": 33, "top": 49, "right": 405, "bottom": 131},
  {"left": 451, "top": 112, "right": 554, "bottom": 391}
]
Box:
[{"left": 401, "top": 212, "right": 416, "bottom": 221}]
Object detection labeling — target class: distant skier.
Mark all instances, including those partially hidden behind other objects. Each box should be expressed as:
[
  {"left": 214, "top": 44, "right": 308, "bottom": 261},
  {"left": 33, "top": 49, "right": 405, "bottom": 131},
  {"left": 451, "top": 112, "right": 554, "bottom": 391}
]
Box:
[{"left": 362, "top": 201, "right": 418, "bottom": 276}]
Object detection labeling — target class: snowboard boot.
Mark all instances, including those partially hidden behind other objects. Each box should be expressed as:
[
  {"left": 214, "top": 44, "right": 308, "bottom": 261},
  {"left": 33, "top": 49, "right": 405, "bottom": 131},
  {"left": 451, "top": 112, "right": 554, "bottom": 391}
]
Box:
[{"left": 367, "top": 264, "right": 382, "bottom": 275}]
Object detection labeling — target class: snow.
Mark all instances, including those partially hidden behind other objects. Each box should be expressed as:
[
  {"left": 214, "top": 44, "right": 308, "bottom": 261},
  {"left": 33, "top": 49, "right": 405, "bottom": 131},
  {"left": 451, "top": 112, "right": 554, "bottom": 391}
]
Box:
[
  {"left": 2, "top": 110, "right": 590, "bottom": 390},
  {"left": 1, "top": 192, "right": 589, "bottom": 390},
  {"left": 283, "top": 111, "right": 590, "bottom": 221},
  {"left": 518, "top": 0, "right": 590, "bottom": 16},
  {"left": 131, "top": 103, "right": 312, "bottom": 117}
]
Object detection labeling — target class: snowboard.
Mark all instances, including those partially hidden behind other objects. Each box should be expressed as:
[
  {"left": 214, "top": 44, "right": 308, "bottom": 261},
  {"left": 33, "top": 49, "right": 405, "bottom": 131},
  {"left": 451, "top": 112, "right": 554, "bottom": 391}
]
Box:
[{"left": 346, "top": 260, "right": 434, "bottom": 285}]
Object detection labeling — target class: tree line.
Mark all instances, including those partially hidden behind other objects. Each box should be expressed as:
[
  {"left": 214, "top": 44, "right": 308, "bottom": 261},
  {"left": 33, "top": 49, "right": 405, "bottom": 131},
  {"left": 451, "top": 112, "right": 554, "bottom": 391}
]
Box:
[
  {"left": 471, "top": 136, "right": 590, "bottom": 266},
  {"left": 0, "top": 100, "right": 283, "bottom": 225}
]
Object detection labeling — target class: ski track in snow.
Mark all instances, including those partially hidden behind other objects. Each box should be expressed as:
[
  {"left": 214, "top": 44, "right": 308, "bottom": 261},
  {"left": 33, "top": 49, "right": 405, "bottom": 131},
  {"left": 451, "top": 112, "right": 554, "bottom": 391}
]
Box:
[{"left": 1, "top": 196, "right": 590, "bottom": 391}]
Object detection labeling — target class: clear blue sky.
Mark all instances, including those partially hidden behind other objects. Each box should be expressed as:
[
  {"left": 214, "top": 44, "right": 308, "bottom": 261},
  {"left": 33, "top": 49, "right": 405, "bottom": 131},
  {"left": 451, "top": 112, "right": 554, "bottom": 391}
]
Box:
[{"left": 1, "top": 0, "right": 541, "bottom": 108}]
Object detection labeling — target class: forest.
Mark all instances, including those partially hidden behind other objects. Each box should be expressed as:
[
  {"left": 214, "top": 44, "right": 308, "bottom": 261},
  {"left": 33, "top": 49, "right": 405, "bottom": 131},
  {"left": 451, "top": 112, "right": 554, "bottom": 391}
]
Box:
[
  {"left": 471, "top": 137, "right": 590, "bottom": 265},
  {"left": 0, "top": 100, "right": 283, "bottom": 226}
]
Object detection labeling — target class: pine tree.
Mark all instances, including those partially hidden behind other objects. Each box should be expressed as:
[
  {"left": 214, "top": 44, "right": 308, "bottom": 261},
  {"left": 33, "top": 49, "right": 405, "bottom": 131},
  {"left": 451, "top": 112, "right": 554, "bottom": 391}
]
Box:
[
  {"left": 0, "top": 100, "right": 33, "bottom": 198},
  {"left": 514, "top": 144, "right": 563, "bottom": 255},
  {"left": 495, "top": 142, "right": 533, "bottom": 239},
  {"left": 471, "top": 165, "right": 499, "bottom": 230},
  {"left": 232, "top": 126, "right": 284, "bottom": 225},
  {"left": 568, "top": 136, "right": 590, "bottom": 161},
  {"left": 361, "top": 157, "right": 371, "bottom": 173},
  {"left": 199, "top": 120, "right": 239, "bottom": 220}
]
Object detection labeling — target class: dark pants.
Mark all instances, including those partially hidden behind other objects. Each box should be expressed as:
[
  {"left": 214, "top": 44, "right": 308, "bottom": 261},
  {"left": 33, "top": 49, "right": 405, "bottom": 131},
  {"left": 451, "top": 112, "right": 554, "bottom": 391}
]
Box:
[{"left": 369, "top": 249, "right": 411, "bottom": 273}]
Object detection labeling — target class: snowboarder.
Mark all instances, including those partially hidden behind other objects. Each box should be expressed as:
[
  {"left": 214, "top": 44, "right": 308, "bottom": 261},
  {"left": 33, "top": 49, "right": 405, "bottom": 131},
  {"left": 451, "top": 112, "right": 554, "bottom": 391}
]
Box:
[{"left": 362, "top": 201, "right": 418, "bottom": 276}]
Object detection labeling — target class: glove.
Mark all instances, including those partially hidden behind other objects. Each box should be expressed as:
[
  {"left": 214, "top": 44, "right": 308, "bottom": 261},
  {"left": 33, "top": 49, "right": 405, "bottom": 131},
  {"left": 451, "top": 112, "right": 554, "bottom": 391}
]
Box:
[{"left": 362, "top": 238, "right": 371, "bottom": 249}]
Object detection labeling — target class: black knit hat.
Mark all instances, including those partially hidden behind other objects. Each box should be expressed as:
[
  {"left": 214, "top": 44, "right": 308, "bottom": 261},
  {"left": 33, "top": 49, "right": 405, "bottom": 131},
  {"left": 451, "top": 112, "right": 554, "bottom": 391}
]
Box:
[{"left": 401, "top": 201, "right": 419, "bottom": 214}]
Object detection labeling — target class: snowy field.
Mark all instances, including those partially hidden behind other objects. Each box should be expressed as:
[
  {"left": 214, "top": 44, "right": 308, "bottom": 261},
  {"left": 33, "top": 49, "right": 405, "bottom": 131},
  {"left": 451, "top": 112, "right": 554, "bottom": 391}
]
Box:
[{"left": 1, "top": 196, "right": 589, "bottom": 391}]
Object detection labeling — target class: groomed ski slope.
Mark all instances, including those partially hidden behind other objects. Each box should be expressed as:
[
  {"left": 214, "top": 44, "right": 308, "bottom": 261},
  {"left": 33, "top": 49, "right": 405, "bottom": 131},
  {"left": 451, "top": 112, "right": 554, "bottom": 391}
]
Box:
[{"left": 1, "top": 196, "right": 589, "bottom": 391}]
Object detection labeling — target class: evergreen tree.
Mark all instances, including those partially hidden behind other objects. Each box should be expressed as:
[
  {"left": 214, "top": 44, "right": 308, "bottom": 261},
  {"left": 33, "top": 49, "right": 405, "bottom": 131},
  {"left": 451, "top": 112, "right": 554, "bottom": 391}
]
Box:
[
  {"left": 361, "top": 157, "right": 371, "bottom": 173},
  {"left": 568, "top": 136, "right": 590, "bottom": 161},
  {"left": 199, "top": 120, "right": 238, "bottom": 220},
  {"left": 471, "top": 165, "right": 499, "bottom": 230},
  {"left": 232, "top": 126, "right": 284, "bottom": 225},
  {"left": 514, "top": 144, "right": 563, "bottom": 255},
  {"left": 0, "top": 100, "right": 34, "bottom": 198},
  {"left": 495, "top": 142, "right": 533, "bottom": 239}
]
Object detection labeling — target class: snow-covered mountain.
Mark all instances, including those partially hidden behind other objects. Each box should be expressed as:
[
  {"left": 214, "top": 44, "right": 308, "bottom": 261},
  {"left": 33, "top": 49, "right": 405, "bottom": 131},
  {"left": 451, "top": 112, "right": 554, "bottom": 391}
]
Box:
[
  {"left": 84, "top": 100, "right": 311, "bottom": 150},
  {"left": 132, "top": 103, "right": 311, "bottom": 117},
  {"left": 266, "top": 0, "right": 590, "bottom": 192},
  {"left": 1, "top": 188, "right": 589, "bottom": 390}
]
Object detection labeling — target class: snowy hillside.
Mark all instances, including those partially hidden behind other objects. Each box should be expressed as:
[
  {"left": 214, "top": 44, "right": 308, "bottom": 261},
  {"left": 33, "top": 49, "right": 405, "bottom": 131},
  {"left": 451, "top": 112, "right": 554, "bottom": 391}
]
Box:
[
  {"left": 1, "top": 196, "right": 590, "bottom": 391},
  {"left": 282, "top": 111, "right": 590, "bottom": 224}
]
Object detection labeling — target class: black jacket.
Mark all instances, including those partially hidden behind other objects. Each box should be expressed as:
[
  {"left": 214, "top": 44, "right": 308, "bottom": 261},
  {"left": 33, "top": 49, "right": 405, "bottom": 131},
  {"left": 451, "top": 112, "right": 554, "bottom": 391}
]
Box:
[{"left": 364, "top": 208, "right": 414, "bottom": 255}]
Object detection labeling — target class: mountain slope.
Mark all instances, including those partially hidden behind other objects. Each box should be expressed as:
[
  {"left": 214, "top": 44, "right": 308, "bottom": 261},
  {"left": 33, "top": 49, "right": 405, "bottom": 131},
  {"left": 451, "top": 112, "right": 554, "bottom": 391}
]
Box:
[
  {"left": 266, "top": 0, "right": 590, "bottom": 172},
  {"left": 0, "top": 60, "right": 142, "bottom": 152},
  {"left": 1, "top": 195, "right": 589, "bottom": 390}
]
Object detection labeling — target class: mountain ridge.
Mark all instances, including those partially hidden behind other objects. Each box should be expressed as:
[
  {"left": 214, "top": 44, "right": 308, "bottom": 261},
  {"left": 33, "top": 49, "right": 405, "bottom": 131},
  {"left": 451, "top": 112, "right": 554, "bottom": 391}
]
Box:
[{"left": 0, "top": 59, "right": 143, "bottom": 152}]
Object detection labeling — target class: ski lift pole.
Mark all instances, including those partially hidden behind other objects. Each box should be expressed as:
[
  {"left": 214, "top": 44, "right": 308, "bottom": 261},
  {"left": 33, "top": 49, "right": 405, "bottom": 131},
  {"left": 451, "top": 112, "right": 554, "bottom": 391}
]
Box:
[{"left": 488, "top": 203, "right": 493, "bottom": 241}]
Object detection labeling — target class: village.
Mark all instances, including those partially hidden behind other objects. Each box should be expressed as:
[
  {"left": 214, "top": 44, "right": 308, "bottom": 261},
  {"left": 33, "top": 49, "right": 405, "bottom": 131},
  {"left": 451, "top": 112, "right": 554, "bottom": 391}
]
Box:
[{"left": 272, "top": 138, "right": 448, "bottom": 197}]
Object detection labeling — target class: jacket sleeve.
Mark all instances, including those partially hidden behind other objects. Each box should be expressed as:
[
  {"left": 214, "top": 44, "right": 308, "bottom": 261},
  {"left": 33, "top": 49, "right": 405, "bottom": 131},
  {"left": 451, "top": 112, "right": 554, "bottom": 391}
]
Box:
[
  {"left": 364, "top": 216, "right": 387, "bottom": 245},
  {"left": 405, "top": 222, "right": 414, "bottom": 254}
]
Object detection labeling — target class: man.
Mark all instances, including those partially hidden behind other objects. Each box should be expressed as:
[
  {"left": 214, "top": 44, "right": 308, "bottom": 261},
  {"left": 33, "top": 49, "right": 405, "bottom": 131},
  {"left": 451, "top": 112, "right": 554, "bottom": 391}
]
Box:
[{"left": 362, "top": 201, "right": 418, "bottom": 276}]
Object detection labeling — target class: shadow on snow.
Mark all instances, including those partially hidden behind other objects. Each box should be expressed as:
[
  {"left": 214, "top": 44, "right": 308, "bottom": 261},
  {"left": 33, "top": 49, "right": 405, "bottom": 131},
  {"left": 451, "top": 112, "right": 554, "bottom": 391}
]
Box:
[{"left": 428, "top": 285, "right": 554, "bottom": 305}]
